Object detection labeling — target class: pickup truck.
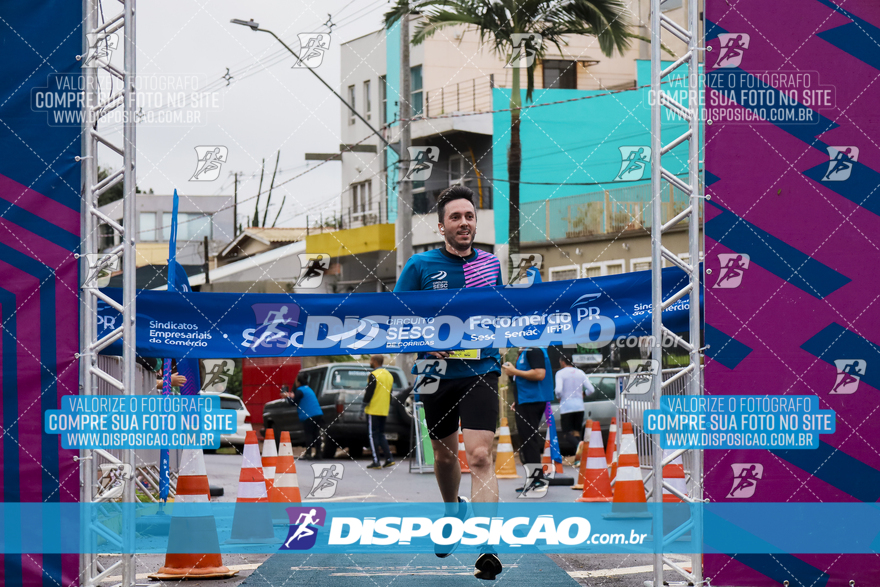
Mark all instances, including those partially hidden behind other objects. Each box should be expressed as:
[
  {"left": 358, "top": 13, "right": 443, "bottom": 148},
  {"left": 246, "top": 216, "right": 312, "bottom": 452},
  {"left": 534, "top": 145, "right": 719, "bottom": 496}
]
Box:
[{"left": 262, "top": 363, "right": 413, "bottom": 459}]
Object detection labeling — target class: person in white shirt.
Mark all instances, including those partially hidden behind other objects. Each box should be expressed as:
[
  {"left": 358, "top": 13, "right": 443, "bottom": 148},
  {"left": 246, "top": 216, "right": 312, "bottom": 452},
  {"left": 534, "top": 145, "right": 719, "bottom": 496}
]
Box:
[{"left": 554, "top": 356, "right": 595, "bottom": 437}]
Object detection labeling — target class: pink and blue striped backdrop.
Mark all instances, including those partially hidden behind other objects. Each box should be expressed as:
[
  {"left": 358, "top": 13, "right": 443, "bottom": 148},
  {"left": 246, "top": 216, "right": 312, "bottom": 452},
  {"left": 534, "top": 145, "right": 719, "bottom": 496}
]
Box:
[
  {"left": 704, "top": 1, "right": 880, "bottom": 585},
  {"left": 0, "top": 3, "right": 82, "bottom": 586}
]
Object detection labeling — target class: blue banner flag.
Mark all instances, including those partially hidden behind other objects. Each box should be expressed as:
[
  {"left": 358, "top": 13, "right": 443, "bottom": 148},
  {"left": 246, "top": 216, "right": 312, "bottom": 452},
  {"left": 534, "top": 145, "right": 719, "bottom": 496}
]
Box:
[
  {"left": 159, "top": 190, "right": 203, "bottom": 501},
  {"left": 97, "top": 265, "right": 700, "bottom": 359}
]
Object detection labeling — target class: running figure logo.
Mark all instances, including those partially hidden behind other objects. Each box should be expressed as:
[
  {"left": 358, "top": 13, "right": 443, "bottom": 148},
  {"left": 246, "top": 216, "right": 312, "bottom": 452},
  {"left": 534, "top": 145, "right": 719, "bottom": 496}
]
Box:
[
  {"left": 506, "top": 33, "right": 542, "bottom": 68},
  {"left": 405, "top": 147, "right": 440, "bottom": 181},
  {"left": 83, "top": 32, "right": 119, "bottom": 67},
  {"left": 822, "top": 146, "right": 859, "bottom": 182},
  {"left": 508, "top": 254, "right": 543, "bottom": 287},
  {"left": 83, "top": 253, "right": 119, "bottom": 289},
  {"left": 830, "top": 359, "right": 866, "bottom": 395},
  {"left": 623, "top": 359, "right": 659, "bottom": 398},
  {"left": 281, "top": 506, "right": 326, "bottom": 550},
  {"left": 296, "top": 253, "right": 331, "bottom": 289},
  {"left": 190, "top": 146, "right": 228, "bottom": 181},
  {"left": 413, "top": 359, "right": 447, "bottom": 396},
  {"left": 615, "top": 147, "right": 651, "bottom": 181},
  {"left": 727, "top": 463, "right": 763, "bottom": 498},
  {"left": 247, "top": 303, "right": 301, "bottom": 352},
  {"left": 308, "top": 464, "right": 344, "bottom": 499},
  {"left": 713, "top": 254, "right": 750, "bottom": 289},
  {"left": 714, "top": 34, "right": 750, "bottom": 69},
  {"left": 293, "top": 34, "right": 331, "bottom": 68},
  {"left": 201, "top": 359, "right": 234, "bottom": 393},
  {"left": 519, "top": 464, "right": 551, "bottom": 499}
]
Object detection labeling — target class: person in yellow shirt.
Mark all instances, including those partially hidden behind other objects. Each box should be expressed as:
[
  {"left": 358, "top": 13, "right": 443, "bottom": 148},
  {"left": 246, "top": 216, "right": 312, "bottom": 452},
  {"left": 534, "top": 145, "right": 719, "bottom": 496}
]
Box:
[{"left": 363, "top": 355, "right": 395, "bottom": 469}]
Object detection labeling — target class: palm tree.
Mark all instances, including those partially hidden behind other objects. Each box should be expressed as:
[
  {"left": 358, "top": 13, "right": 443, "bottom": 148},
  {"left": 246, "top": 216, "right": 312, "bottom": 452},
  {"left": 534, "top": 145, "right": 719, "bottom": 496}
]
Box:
[{"left": 386, "top": 0, "right": 634, "bottom": 276}]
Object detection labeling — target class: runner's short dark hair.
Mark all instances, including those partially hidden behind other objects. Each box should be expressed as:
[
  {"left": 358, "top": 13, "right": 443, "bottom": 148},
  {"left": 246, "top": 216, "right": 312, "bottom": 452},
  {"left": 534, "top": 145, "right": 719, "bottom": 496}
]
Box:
[{"left": 437, "top": 185, "right": 476, "bottom": 223}]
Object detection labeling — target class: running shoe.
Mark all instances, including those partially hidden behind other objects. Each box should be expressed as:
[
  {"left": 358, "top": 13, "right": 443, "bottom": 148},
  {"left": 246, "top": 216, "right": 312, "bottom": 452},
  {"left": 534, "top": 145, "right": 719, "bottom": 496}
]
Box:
[
  {"left": 474, "top": 551, "right": 502, "bottom": 580},
  {"left": 434, "top": 496, "right": 469, "bottom": 558}
]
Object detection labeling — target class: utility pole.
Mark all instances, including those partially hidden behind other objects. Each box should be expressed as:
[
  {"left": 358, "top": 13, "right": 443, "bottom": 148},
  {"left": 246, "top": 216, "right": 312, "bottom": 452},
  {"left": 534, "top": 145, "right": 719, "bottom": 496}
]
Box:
[
  {"left": 395, "top": 10, "right": 413, "bottom": 376},
  {"left": 203, "top": 235, "right": 211, "bottom": 285},
  {"left": 233, "top": 172, "right": 239, "bottom": 237}
]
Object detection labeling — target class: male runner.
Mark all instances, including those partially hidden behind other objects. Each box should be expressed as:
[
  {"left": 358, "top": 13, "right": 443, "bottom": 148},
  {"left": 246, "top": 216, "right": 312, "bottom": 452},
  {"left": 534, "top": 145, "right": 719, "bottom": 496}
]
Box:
[{"left": 394, "top": 185, "right": 503, "bottom": 580}]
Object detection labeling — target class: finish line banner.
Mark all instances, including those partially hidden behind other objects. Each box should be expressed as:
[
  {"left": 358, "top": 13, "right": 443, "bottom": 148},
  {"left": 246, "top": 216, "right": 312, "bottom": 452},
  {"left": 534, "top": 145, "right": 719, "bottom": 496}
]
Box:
[{"left": 97, "top": 266, "right": 698, "bottom": 359}]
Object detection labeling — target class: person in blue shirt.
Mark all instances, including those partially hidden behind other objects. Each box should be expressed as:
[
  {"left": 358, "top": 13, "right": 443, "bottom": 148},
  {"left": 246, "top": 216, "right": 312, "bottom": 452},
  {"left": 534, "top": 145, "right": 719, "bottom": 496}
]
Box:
[
  {"left": 502, "top": 347, "right": 553, "bottom": 468},
  {"left": 394, "top": 185, "right": 503, "bottom": 580},
  {"left": 283, "top": 374, "right": 325, "bottom": 460}
]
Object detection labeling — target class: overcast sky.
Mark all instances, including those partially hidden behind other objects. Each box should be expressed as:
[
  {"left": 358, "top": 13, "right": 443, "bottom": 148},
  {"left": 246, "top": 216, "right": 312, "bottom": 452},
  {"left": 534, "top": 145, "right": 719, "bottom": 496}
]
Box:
[{"left": 98, "top": 0, "right": 387, "bottom": 231}]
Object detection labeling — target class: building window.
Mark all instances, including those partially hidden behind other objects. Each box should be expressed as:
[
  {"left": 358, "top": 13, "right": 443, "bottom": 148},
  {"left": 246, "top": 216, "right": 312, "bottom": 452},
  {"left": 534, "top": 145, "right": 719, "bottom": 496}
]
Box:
[
  {"left": 411, "top": 65, "right": 423, "bottom": 116},
  {"left": 379, "top": 75, "right": 387, "bottom": 125},
  {"left": 364, "top": 80, "right": 371, "bottom": 120},
  {"left": 351, "top": 181, "right": 372, "bottom": 214},
  {"left": 99, "top": 223, "right": 115, "bottom": 250},
  {"left": 162, "top": 213, "right": 213, "bottom": 241},
  {"left": 348, "top": 85, "right": 356, "bottom": 125},
  {"left": 449, "top": 154, "right": 474, "bottom": 188},
  {"left": 542, "top": 60, "right": 577, "bottom": 90},
  {"left": 549, "top": 265, "right": 579, "bottom": 281},
  {"left": 631, "top": 257, "right": 652, "bottom": 272},
  {"left": 139, "top": 212, "right": 157, "bottom": 241},
  {"left": 583, "top": 259, "right": 626, "bottom": 277},
  {"left": 661, "top": 0, "right": 683, "bottom": 11}
]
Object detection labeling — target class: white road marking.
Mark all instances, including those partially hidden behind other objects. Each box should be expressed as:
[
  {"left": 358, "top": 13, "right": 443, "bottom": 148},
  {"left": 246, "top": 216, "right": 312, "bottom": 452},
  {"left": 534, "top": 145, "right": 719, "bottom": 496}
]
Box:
[
  {"left": 568, "top": 559, "right": 692, "bottom": 578},
  {"left": 303, "top": 494, "right": 376, "bottom": 502}
]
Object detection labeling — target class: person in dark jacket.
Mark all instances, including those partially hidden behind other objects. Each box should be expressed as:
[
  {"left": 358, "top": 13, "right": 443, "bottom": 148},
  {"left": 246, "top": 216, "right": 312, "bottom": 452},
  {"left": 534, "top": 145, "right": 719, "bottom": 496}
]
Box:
[{"left": 283, "top": 374, "right": 325, "bottom": 459}]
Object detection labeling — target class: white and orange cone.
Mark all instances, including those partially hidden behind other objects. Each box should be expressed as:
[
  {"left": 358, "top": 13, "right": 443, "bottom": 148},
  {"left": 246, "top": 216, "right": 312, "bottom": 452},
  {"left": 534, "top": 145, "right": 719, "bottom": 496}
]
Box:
[
  {"left": 458, "top": 426, "right": 471, "bottom": 474},
  {"left": 610, "top": 422, "right": 648, "bottom": 515},
  {"left": 576, "top": 421, "right": 613, "bottom": 502},
  {"left": 541, "top": 429, "right": 564, "bottom": 476},
  {"left": 495, "top": 418, "right": 519, "bottom": 479},
  {"left": 149, "top": 448, "right": 237, "bottom": 580},
  {"left": 572, "top": 420, "right": 592, "bottom": 491},
  {"left": 271, "top": 431, "right": 302, "bottom": 503},
  {"left": 605, "top": 417, "right": 617, "bottom": 469},
  {"left": 262, "top": 429, "right": 278, "bottom": 496},
  {"left": 226, "top": 430, "right": 276, "bottom": 543}
]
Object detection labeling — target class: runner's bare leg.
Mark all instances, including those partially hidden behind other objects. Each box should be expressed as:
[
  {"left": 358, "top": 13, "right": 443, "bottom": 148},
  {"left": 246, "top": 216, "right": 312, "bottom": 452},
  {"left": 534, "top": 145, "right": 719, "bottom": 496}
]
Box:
[
  {"left": 431, "top": 432, "right": 461, "bottom": 511},
  {"left": 463, "top": 429, "right": 498, "bottom": 503}
]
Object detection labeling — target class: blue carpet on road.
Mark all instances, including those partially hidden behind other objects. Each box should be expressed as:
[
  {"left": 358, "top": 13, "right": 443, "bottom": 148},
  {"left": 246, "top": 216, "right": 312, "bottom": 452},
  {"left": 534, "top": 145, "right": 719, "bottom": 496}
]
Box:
[{"left": 241, "top": 552, "right": 578, "bottom": 585}]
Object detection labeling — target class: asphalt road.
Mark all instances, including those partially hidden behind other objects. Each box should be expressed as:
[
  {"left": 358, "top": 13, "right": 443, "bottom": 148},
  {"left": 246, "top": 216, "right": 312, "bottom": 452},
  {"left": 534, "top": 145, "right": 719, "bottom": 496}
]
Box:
[{"left": 178, "top": 450, "right": 698, "bottom": 587}]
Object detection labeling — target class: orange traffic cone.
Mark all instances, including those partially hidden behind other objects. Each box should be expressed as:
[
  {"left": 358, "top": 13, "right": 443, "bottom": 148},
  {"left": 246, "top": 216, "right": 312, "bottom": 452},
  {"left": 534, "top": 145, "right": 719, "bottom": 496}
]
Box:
[
  {"left": 541, "top": 429, "right": 564, "bottom": 476},
  {"left": 148, "top": 448, "right": 237, "bottom": 580},
  {"left": 262, "top": 429, "right": 278, "bottom": 496},
  {"left": 572, "top": 420, "right": 592, "bottom": 490},
  {"left": 458, "top": 426, "right": 471, "bottom": 474},
  {"left": 495, "top": 418, "right": 519, "bottom": 479},
  {"left": 226, "top": 430, "right": 276, "bottom": 543},
  {"left": 576, "top": 421, "right": 613, "bottom": 502},
  {"left": 605, "top": 417, "right": 617, "bottom": 468},
  {"left": 662, "top": 448, "right": 687, "bottom": 502},
  {"left": 609, "top": 442, "right": 620, "bottom": 483},
  {"left": 611, "top": 422, "right": 648, "bottom": 515},
  {"left": 271, "top": 431, "right": 302, "bottom": 503}
]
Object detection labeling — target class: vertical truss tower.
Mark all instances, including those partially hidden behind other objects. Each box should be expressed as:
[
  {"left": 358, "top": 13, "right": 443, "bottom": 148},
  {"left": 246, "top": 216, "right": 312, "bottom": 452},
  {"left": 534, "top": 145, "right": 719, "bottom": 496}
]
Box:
[
  {"left": 649, "top": 0, "right": 703, "bottom": 585},
  {"left": 80, "top": 0, "right": 137, "bottom": 585}
]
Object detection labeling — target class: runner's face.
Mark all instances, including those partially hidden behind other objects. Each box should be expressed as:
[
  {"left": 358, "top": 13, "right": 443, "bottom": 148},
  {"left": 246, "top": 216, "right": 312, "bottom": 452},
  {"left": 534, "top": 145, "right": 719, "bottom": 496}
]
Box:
[{"left": 440, "top": 199, "right": 476, "bottom": 253}]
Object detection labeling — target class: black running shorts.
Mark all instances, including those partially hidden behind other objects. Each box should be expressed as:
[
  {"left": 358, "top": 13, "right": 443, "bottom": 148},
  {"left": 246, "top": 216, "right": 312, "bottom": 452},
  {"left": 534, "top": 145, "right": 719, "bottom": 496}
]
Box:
[{"left": 420, "top": 373, "right": 499, "bottom": 440}]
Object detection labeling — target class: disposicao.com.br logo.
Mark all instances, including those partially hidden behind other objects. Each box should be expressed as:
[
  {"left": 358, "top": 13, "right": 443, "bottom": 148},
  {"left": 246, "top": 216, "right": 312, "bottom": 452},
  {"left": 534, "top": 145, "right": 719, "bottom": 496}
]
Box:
[{"left": 326, "top": 515, "right": 647, "bottom": 548}]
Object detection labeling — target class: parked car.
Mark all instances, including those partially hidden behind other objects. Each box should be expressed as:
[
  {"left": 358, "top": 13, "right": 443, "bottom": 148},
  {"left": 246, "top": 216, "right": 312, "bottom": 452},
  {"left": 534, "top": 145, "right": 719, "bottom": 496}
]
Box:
[
  {"left": 511, "top": 374, "right": 618, "bottom": 456},
  {"left": 200, "top": 391, "right": 252, "bottom": 447},
  {"left": 262, "top": 363, "right": 413, "bottom": 459}
]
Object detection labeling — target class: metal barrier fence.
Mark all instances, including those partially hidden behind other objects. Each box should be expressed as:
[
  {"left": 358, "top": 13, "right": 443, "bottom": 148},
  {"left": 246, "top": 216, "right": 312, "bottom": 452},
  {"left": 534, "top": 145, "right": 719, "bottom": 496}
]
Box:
[
  {"left": 94, "top": 355, "right": 180, "bottom": 502},
  {"left": 592, "top": 367, "right": 700, "bottom": 501}
]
